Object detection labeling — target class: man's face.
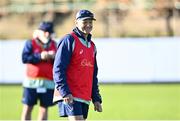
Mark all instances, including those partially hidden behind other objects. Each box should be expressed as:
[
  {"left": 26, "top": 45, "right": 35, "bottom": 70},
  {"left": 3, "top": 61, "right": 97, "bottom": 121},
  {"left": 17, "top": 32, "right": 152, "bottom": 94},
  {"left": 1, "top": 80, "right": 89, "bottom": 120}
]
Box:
[
  {"left": 38, "top": 30, "right": 50, "bottom": 44},
  {"left": 76, "top": 19, "right": 93, "bottom": 35}
]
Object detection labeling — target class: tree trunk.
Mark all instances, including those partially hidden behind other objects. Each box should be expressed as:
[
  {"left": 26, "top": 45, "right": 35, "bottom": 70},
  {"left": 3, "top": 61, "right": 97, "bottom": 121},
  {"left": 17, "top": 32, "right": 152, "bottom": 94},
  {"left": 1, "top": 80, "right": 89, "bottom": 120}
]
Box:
[{"left": 165, "top": 8, "right": 173, "bottom": 36}]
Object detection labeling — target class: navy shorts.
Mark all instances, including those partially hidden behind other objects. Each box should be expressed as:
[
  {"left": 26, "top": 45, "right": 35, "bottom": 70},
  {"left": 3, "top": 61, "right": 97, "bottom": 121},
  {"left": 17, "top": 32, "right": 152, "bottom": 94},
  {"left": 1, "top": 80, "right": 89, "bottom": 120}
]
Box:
[
  {"left": 58, "top": 101, "right": 89, "bottom": 119},
  {"left": 22, "top": 87, "right": 54, "bottom": 107}
]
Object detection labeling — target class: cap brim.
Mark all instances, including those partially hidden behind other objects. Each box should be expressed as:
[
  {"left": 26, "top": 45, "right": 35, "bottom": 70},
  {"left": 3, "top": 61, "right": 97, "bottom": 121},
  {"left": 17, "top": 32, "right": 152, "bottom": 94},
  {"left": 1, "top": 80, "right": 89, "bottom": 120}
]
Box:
[
  {"left": 38, "top": 28, "right": 54, "bottom": 33},
  {"left": 77, "top": 17, "right": 96, "bottom": 21}
]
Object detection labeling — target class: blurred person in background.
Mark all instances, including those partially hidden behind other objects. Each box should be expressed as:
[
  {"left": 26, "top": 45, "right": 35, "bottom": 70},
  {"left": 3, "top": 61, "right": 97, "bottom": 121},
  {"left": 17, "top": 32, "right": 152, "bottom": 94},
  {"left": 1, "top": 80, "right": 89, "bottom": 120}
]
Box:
[
  {"left": 21, "top": 21, "right": 57, "bottom": 121},
  {"left": 53, "top": 9, "right": 102, "bottom": 121}
]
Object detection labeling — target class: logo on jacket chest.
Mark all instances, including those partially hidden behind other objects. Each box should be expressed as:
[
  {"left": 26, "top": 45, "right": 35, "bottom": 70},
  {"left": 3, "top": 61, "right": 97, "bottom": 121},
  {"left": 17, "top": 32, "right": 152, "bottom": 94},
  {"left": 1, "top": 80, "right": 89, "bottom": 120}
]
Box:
[
  {"left": 79, "top": 48, "right": 94, "bottom": 57},
  {"left": 81, "top": 59, "right": 93, "bottom": 67},
  {"left": 79, "top": 49, "right": 84, "bottom": 55}
]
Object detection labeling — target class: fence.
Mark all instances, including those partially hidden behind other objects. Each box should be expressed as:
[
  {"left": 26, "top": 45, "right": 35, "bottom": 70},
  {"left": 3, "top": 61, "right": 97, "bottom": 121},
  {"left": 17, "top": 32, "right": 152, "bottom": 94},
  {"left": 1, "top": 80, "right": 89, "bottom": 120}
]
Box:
[{"left": 0, "top": 37, "right": 179, "bottom": 84}]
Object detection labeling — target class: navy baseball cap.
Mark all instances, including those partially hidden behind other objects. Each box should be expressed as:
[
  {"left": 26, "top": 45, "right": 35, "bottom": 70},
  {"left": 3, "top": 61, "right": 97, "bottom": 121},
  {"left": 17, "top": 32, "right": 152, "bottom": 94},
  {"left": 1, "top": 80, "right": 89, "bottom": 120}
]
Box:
[
  {"left": 38, "top": 21, "right": 54, "bottom": 33},
  {"left": 76, "top": 10, "right": 96, "bottom": 21}
]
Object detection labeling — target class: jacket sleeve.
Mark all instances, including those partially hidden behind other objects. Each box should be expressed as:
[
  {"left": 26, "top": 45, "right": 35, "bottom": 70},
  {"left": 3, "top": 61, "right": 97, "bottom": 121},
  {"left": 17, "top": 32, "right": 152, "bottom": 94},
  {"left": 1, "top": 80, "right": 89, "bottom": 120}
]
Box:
[
  {"left": 22, "top": 40, "right": 41, "bottom": 64},
  {"left": 53, "top": 34, "right": 74, "bottom": 97},
  {"left": 91, "top": 51, "right": 102, "bottom": 104}
]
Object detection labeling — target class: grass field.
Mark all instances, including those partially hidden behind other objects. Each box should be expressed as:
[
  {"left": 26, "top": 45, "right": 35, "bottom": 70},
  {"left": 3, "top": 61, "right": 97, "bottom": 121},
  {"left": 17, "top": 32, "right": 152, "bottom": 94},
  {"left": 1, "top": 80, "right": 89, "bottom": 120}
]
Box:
[{"left": 0, "top": 84, "right": 180, "bottom": 120}]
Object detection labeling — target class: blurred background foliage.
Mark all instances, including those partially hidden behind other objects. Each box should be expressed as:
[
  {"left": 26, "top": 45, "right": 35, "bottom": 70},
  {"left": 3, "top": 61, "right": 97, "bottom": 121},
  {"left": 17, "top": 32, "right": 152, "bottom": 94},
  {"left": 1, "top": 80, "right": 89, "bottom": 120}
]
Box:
[{"left": 0, "top": 0, "right": 178, "bottom": 39}]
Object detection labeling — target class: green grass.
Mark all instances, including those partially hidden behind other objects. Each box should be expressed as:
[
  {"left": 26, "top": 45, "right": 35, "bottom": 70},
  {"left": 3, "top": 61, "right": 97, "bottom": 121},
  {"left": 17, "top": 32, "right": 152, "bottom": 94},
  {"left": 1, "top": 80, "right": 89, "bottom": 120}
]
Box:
[{"left": 0, "top": 84, "right": 180, "bottom": 120}]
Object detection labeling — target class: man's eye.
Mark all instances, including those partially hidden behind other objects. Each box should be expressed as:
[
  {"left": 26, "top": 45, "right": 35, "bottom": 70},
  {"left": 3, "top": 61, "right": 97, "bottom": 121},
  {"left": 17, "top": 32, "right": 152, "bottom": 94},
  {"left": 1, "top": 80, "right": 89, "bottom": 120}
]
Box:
[{"left": 83, "top": 22, "right": 87, "bottom": 24}]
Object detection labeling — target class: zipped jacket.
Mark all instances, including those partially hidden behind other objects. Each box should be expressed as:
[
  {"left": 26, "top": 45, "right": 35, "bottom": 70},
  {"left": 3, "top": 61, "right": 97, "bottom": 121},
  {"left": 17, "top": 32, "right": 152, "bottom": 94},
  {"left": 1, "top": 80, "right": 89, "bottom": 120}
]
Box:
[
  {"left": 22, "top": 38, "right": 57, "bottom": 80},
  {"left": 53, "top": 27, "right": 102, "bottom": 103}
]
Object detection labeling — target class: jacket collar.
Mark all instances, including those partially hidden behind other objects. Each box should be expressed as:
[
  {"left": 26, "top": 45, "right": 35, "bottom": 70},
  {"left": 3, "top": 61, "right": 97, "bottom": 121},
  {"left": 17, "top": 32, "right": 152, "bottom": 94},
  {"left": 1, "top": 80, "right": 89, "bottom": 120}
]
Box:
[
  {"left": 34, "top": 37, "right": 51, "bottom": 49},
  {"left": 72, "top": 27, "right": 92, "bottom": 42}
]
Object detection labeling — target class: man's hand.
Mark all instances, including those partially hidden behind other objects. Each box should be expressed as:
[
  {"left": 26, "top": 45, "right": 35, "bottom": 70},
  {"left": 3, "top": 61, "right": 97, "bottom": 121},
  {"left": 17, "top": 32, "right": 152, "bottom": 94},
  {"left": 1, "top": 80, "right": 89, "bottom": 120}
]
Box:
[
  {"left": 63, "top": 94, "right": 73, "bottom": 104},
  {"left": 41, "top": 51, "right": 50, "bottom": 60},
  {"left": 94, "top": 102, "right": 102, "bottom": 112},
  {"left": 48, "top": 50, "right": 55, "bottom": 59},
  {"left": 41, "top": 51, "right": 55, "bottom": 60}
]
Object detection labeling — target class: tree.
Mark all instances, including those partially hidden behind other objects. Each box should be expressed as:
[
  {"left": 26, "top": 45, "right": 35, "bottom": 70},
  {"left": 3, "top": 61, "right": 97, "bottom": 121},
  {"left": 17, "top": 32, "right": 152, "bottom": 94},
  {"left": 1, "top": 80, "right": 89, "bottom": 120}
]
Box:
[
  {"left": 148, "top": 0, "right": 174, "bottom": 36},
  {"left": 98, "top": 0, "right": 131, "bottom": 37}
]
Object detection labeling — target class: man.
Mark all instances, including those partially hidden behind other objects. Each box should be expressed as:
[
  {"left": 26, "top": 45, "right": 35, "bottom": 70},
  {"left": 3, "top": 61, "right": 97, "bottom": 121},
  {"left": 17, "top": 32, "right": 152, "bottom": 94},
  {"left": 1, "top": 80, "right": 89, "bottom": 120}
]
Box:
[
  {"left": 53, "top": 9, "right": 102, "bottom": 121},
  {"left": 21, "top": 21, "right": 57, "bottom": 121}
]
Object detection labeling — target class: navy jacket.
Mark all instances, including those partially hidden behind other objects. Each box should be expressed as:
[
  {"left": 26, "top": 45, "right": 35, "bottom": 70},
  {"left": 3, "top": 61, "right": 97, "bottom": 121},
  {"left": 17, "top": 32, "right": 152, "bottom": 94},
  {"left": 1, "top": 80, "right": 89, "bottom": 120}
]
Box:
[
  {"left": 53, "top": 27, "right": 102, "bottom": 103},
  {"left": 22, "top": 38, "right": 55, "bottom": 64}
]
